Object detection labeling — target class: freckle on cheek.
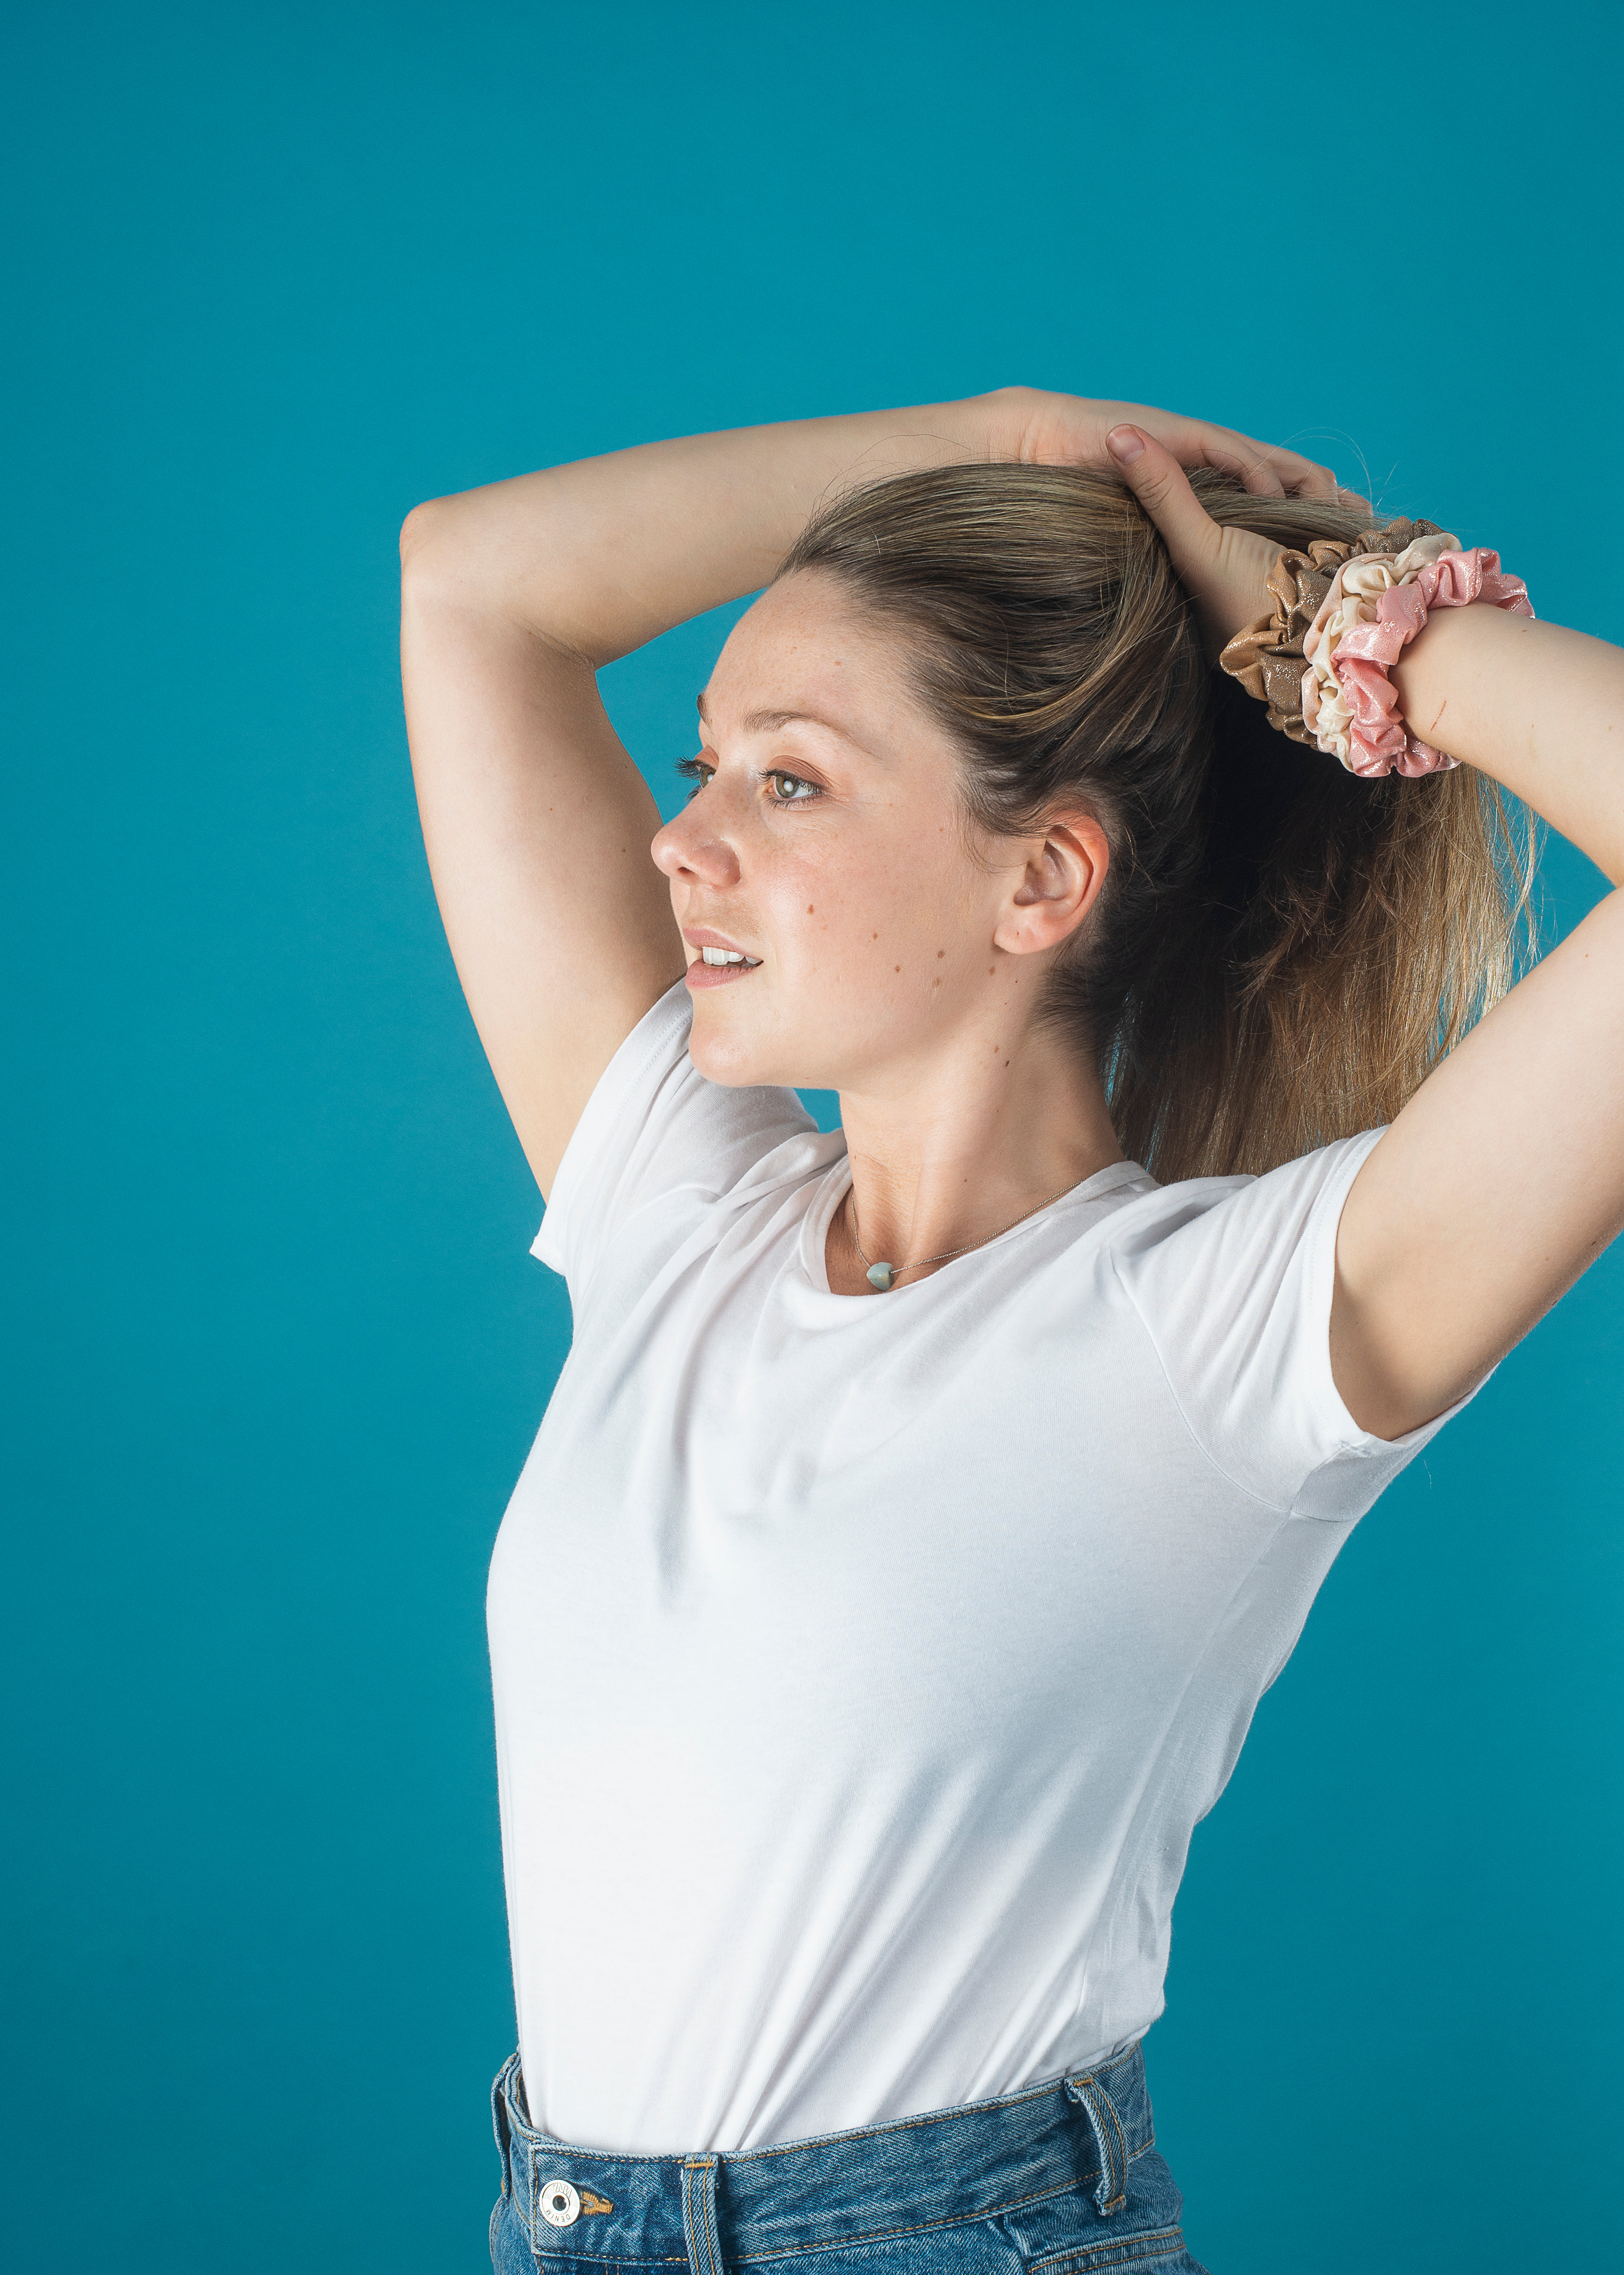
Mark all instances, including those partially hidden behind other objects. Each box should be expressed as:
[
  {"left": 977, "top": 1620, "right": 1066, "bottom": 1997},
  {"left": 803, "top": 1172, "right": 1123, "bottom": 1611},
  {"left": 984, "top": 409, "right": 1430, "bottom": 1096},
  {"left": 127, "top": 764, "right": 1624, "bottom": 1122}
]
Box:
[{"left": 807, "top": 904, "right": 814, "bottom": 914}]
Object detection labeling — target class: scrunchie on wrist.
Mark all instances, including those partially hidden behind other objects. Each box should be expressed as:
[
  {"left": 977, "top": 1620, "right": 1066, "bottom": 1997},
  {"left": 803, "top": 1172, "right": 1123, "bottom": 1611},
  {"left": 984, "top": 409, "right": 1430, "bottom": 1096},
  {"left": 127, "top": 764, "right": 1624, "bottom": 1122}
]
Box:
[
  {"left": 1218, "top": 520, "right": 1444, "bottom": 749},
  {"left": 1303, "top": 539, "right": 1535, "bottom": 777},
  {"left": 1219, "top": 518, "right": 1533, "bottom": 778},
  {"left": 1216, "top": 539, "right": 1362, "bottom": 746}
]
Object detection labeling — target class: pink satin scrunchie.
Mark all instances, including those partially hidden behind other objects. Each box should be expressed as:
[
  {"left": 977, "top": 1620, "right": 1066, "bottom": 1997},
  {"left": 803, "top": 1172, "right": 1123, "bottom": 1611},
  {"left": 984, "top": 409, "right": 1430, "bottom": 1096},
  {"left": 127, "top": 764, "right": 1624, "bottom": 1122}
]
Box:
[{"left": 1302, "top": 546, "right": 1535, "bottom": 777}]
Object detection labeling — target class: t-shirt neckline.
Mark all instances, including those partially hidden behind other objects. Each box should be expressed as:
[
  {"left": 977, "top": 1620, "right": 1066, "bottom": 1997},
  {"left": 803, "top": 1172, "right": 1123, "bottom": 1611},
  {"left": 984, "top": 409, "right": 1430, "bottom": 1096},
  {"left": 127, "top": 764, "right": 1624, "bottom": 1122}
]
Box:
[{"left": 797, "top": 1152, "right": 1152, "bottom": 1302}]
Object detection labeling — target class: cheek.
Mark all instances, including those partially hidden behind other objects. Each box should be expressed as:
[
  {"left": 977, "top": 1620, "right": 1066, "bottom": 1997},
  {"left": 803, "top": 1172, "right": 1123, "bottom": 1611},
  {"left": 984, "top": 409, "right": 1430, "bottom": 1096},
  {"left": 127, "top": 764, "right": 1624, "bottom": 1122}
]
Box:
[
  {"left": 776, "top": 834, "right": 983, "bottom": 1004},
  {"left": 688, "top": 815, "right": 994, "bottom": 1089}
]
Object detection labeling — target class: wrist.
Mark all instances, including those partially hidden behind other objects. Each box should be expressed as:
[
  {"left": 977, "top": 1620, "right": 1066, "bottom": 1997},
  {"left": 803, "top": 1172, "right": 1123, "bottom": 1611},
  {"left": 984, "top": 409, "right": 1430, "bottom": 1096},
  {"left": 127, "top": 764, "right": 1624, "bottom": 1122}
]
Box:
[
  {"left": 1301, "top": 540, "right": 1534, "bottom": 779},
  {"left": 1389, "top": 597, "right": 1528, "bottom": 768},
  {"left": 959, "top": 384, "right": 1051, "bottom": 463}
]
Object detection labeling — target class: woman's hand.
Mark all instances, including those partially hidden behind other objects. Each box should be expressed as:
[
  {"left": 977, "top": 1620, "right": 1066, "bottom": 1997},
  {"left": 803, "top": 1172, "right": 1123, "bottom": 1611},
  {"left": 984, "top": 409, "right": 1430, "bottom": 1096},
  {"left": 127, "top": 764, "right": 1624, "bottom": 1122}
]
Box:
[
  {"left": 1097, "top": 418, "right": 1368, "bottom": 656},
  {"left": 992, "top": 388, "right": 1342, "bottom": 506}
]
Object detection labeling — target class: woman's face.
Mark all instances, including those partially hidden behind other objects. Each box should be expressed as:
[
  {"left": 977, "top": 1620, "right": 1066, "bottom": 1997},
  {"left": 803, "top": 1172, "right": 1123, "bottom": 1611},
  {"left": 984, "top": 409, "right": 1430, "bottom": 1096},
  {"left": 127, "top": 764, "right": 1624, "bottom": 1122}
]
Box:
[{"left": 652, "top": 570, "right": 1056, "bottom": 1094}]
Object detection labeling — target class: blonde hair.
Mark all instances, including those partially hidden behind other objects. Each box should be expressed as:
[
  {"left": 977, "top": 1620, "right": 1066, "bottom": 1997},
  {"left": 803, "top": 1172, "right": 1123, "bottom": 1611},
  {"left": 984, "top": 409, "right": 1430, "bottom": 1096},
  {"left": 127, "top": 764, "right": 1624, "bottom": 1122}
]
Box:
[{"left": 779, "top": 462, "right": 1537, "bottom": 1182}]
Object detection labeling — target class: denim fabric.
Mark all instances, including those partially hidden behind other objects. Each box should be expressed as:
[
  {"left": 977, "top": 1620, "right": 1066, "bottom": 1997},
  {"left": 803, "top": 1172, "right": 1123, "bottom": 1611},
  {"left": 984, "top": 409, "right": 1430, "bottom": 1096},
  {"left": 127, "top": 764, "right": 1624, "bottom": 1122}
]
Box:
[{"left": 489, "top": 2044, "right": 1207, "bottom": 2275}]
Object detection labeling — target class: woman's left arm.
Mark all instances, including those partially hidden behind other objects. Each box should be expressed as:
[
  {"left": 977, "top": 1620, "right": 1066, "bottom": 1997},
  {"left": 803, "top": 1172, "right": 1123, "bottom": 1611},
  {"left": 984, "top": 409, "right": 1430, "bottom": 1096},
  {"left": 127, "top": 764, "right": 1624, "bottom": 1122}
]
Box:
[
  {"left": 1103, "top": 425, "right": 1624, "bottom": 1439},
  {"left": 1331, "top": 603, "right": 1624, "bottom": 1438}
]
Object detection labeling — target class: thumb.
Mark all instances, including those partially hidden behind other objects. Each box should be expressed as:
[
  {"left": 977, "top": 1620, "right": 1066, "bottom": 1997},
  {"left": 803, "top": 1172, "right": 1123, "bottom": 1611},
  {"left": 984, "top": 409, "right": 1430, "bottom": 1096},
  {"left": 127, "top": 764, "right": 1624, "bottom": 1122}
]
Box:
[{"left": 1104, "top": 424, "right": 1225, "bottom": 593}]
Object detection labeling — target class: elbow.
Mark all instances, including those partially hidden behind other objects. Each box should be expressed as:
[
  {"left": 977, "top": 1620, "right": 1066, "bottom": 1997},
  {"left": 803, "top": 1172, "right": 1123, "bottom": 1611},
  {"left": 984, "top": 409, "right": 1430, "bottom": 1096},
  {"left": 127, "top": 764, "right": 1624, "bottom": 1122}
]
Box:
[
  {"left": 400, "top": 495, "right": 459, "bottom": 582},
  {"left": 399, "top": 493, "right": 495, "bottom": 616},
  {"left": 399, "top": 498, "right": 432, "bottom": 566},
  {"left": 399, "top": 485, "right": 576, "bottom": 648},
  {"left": 399, "top": 491, "right": 536, "bottom": 623}
]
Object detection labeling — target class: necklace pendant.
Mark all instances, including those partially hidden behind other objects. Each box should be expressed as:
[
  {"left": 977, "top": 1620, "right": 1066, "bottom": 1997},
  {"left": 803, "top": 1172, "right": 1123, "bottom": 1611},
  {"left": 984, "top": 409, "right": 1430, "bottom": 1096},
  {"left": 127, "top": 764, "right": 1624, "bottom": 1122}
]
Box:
[{"left": 866, "top": 1261, "right": 896, "bottom": 1292}]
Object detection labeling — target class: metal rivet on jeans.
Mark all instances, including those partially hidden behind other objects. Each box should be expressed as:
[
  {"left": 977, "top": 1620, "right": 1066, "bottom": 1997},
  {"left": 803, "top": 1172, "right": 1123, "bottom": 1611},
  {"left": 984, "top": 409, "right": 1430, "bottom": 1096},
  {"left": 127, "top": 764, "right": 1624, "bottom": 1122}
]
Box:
[{"left": 539, "top": 2178, "right": 581, "bottom": 2227}]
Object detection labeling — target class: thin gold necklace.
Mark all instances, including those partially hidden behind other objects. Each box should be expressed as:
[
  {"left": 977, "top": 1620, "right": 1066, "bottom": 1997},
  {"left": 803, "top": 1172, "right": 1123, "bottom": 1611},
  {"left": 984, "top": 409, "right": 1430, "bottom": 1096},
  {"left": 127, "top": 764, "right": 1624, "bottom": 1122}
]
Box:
[{"left": 845, "top": 1182, "right": 1077, "bottom": 1292}]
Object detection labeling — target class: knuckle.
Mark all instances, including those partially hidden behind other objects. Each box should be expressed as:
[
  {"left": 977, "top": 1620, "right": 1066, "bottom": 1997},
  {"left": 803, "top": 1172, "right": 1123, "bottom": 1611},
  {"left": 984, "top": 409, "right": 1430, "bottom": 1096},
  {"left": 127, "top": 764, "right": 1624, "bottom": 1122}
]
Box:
[{"left": 1286, "top": 456, "right": 1337, "bottom": 496}]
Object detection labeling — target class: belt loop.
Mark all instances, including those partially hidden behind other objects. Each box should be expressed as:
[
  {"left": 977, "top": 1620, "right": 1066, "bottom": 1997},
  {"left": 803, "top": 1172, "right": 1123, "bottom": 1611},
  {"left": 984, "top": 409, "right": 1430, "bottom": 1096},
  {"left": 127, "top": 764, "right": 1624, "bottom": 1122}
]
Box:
[
  {"left": 491, "top": 2056, "right": 516, "bottom": 2201},
  {"left": 1064, "top": 2072, "right": 1128, "bottom": 2214},
  {"left": 682, "top": 2155, "right": 726, "bottom": 2275}
]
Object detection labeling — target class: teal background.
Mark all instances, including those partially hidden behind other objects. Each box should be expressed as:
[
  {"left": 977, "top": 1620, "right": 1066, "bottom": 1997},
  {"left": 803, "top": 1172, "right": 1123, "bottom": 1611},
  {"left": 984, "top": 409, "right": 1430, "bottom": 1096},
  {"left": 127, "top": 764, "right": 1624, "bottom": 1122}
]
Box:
[{"left": 5, "top": 3, "right": 1620, "bottom": 2268}]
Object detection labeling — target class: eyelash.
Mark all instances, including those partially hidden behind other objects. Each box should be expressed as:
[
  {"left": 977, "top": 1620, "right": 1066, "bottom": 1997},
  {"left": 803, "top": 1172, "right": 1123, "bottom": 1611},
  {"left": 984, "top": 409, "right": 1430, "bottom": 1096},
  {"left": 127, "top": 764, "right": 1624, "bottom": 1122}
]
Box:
[{"left": 675, "top": 758, "right": 823, "bottom": 806}]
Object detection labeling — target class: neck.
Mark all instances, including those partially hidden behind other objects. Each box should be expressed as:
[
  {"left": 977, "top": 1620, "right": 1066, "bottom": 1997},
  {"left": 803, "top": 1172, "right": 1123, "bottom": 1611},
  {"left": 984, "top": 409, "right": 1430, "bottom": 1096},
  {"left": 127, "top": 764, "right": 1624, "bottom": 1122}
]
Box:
[{"left": 825, "top": 1015, "right": 1123, "bottom": 1296}]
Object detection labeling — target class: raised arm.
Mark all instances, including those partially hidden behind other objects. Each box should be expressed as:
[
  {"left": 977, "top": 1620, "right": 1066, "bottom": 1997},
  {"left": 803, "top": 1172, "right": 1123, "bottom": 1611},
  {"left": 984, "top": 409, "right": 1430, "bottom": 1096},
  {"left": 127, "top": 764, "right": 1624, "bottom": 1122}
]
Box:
[
  {"left": 399, "top": 391, "right": 1338, "bottom": 1193},
  {"left": 1107, "top": 425, "right": 1624, "bottom": 1439},
  {"left": 399, "top": 401, "right": 987, "bottom": 1195},
  {"left": 1331, "top": 604, "right": 1624, "bottom": 1434}
]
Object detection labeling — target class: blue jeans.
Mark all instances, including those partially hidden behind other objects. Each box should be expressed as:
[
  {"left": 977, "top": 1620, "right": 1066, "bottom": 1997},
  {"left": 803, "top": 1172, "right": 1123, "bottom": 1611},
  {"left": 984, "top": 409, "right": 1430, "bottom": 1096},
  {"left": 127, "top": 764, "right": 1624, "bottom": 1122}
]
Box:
[{"left": 489, "top": 2043, "right": 1207, "bottom": 2274}]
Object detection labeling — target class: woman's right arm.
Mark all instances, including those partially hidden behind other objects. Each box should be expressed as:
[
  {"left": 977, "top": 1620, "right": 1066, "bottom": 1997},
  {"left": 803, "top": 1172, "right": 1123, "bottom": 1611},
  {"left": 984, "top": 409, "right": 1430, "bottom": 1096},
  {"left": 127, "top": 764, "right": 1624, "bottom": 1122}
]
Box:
[{"left": 399, "top": 391, "right": 1336, "bottom": 1194}]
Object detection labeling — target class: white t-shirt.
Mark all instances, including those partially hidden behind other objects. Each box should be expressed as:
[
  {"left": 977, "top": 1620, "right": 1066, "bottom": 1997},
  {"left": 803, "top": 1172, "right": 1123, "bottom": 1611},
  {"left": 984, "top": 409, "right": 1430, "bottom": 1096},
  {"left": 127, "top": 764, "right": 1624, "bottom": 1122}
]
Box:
[{"left": 488, "top": 982, "right": 1480, "bottom": 2154}]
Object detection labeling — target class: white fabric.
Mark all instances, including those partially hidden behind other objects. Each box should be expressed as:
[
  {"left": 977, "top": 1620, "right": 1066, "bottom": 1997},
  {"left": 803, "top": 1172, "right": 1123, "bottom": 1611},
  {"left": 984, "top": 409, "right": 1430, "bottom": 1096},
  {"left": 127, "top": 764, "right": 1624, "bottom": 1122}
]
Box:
[{"left": 488, "top": 982, "right": 1482, "bottom": 2154}]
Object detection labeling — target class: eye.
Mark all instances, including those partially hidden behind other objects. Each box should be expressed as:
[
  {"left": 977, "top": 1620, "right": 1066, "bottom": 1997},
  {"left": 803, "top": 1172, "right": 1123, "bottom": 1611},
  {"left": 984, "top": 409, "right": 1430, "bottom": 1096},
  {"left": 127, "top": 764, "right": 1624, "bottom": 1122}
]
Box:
[
  {"left": 767, "top": 770, "right": 820, "bottom": 804},
  {"left": 676, "top": 755, "right": 713, "bottom": 800}
]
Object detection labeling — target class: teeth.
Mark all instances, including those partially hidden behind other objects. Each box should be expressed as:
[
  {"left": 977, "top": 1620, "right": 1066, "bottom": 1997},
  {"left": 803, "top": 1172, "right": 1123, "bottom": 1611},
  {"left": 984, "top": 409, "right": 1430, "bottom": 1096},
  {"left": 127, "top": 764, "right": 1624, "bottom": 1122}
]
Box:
[{"left": 700, "top": 946, "right": 757, "bottom": 966}]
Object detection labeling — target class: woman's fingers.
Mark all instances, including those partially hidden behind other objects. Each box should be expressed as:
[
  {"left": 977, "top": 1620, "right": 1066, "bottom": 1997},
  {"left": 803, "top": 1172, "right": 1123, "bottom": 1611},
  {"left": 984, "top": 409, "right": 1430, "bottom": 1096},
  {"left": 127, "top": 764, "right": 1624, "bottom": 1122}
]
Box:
[
  {"left": 1019, "top": 393, "right": 1352, "bottom": 507},
  {"left": 1131, "top": 413, "right": 1287, "bottom": 498},
  {"left": 1107, "top": 425, "right": 1282, "bottom": 648},
  {"left": 1200, "top": 435, "right": 1341, "bottom": 501},
  {"left": 1201, "top": 439, "right": 1289, "bottom": 499},
  {"left": 1105, "top": 425, "right": 1224, "bottom": 586},
  {"left": 1219, "top": 429, "right": 1341, "bottom": 500},
  {"left": 1265, "top": 448, "right": 1340, "bottom": 500},
  {"left": 1139, "top": 413, "right": 1338, "bottom": 501}
]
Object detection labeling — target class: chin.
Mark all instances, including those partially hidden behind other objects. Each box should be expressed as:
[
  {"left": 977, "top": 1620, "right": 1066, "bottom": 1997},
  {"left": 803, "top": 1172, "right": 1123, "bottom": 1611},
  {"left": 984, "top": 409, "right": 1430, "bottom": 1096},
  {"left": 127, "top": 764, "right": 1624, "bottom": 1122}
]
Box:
[
  {"left": 688, "top": 1020, "right": 788, "bottom": 1090},
  {"left": 687, "top": 994, "right": 822, "bottom": 1092}
]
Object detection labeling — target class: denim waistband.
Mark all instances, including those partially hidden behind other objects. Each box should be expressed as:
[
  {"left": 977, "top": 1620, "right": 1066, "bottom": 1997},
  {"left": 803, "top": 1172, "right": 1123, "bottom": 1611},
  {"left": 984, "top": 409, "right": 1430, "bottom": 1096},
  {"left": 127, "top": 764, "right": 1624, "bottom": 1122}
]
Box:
[{"left": 492, "top": 2045, "right": 1155, "bottom": 2271}]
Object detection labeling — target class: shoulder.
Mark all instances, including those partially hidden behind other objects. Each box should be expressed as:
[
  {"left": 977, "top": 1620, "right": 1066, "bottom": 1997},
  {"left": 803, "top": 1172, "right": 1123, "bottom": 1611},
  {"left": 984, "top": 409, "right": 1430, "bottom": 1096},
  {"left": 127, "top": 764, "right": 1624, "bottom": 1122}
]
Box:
[
  {"left": 1102, "top": 1131, "right": 1385, "bottom": 1270},
  {"left": 1103, "top": 1132, "right": 1386, "bottom": 1384},
  {"left": 535, "top": 981, "right": 826, "bottom": 1293},
  {"left": 1100, "top": 1132, "right": 1412, "bottom": 1521}
]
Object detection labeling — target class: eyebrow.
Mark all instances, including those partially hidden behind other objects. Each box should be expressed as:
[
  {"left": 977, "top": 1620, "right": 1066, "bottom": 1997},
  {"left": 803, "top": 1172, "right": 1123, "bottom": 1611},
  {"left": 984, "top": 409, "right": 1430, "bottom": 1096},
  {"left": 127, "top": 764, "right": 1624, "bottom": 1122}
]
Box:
[{"left": 696, "top": 693, "right": 862, "bottom": 742}]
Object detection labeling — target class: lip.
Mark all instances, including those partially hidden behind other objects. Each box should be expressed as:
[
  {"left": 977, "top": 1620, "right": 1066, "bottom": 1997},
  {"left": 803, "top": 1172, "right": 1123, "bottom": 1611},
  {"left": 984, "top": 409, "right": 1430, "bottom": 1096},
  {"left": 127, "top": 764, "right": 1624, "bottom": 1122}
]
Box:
[
  {"left": 682, "top": 927, "right": 754, "bottom": 954},
  {"left": 681, "top": 925, "right": 764, "bottom": 991},
  {"left": 686, "top": 958, "right": 759, "bottom": 990}
]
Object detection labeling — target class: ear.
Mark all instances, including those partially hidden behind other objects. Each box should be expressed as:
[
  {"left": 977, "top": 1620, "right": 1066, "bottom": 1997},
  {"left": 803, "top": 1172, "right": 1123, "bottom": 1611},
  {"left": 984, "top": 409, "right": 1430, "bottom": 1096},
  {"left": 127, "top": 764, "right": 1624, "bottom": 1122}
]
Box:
[{"left": 992, "top": 811, "right": 1110, "bottom": 958}]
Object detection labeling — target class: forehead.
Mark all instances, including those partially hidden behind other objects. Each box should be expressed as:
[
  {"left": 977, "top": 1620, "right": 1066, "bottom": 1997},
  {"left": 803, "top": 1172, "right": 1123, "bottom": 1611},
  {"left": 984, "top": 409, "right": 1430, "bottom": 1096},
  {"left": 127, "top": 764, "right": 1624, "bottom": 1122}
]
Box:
[{"left": 698, "top": 573, "right": 920, "bottom": 738}]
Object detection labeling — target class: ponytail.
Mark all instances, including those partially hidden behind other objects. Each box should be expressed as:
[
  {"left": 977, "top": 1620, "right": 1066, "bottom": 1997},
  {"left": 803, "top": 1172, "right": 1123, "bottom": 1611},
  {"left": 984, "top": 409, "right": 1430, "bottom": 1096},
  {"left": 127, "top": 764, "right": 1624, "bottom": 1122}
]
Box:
[{"left": 780, "top": 464, "right": 1537, "bottom": 1181}]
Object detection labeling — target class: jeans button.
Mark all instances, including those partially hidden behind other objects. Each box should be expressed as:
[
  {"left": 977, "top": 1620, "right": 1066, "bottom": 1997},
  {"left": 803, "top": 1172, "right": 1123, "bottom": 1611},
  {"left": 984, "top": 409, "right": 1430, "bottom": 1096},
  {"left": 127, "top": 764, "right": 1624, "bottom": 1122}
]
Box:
[{"left": 539, "top": 2178, "right": 581, "bottom": 2227}]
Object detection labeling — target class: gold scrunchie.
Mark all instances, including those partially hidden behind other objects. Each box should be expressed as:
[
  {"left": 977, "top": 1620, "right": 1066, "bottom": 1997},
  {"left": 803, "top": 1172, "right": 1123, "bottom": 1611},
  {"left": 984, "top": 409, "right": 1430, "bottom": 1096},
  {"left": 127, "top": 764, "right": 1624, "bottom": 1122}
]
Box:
[{"left": 1218, "top": 519, "right": 1445, "bottom": 744}]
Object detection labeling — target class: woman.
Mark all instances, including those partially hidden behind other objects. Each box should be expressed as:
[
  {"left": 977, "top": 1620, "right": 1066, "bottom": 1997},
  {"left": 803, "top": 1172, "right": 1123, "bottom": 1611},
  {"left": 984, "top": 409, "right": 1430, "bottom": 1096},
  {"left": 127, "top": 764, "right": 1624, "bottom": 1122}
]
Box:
[{"left": 399, "top": 390, "right": 1624, "bottom": 2273}]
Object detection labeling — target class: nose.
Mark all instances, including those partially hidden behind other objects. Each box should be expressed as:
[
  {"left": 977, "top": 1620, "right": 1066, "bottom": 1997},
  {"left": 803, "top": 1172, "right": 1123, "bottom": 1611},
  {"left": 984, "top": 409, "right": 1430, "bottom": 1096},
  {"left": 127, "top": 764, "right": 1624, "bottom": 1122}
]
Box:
[{"left": 652, "top": 799, "right": 741, "bottom": 890}]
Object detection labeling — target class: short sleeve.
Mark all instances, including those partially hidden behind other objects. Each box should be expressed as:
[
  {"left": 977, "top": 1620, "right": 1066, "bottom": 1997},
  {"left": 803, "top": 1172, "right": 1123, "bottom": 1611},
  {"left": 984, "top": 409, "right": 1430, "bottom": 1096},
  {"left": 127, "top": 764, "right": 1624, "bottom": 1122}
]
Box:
[
  {"left": 533, "top": 981, "right": 821, "bottom": 1302},
  {"left": 1109, "top": 1130, "right": 1493, "bottom": 1522}
]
